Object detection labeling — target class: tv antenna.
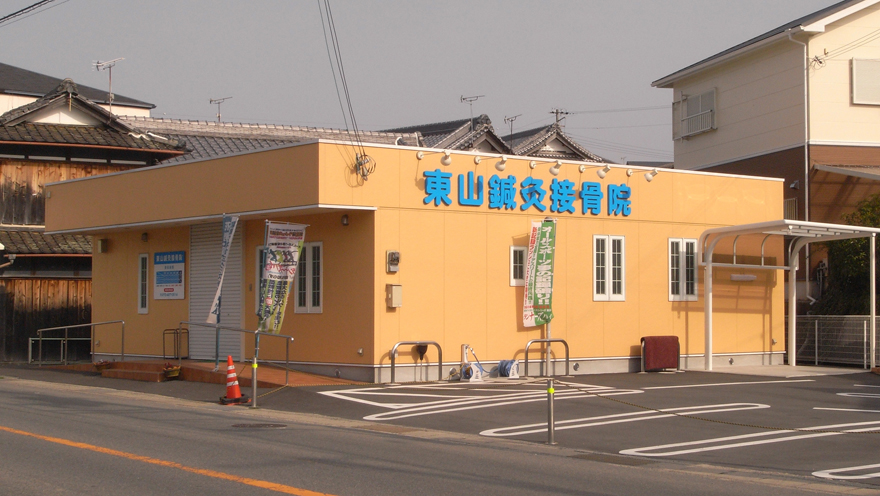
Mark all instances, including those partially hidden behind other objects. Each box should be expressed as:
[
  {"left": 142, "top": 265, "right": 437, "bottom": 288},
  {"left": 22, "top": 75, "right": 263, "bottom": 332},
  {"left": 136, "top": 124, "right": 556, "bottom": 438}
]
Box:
[
  {"left": 461, "top": 95, "right": 484, "bottom": 131},
  {"left": 504, "top": 114, "right": 521, "bottom": 144},
  {"left": 209, "top": 97, "right": 232, "bottom": 123},
  {"left": 550, "top": 108, "right": 569, "bottom": 126},
  {"left": 93, "top": 58, "right": 124, "bottom": 113}
]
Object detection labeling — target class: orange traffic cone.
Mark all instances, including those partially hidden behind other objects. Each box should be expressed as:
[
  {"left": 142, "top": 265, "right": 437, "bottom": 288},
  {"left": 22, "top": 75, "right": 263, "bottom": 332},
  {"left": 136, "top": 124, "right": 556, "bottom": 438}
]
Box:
[{"left": 220, "top": 355, "right": 250, "bottom": 405}]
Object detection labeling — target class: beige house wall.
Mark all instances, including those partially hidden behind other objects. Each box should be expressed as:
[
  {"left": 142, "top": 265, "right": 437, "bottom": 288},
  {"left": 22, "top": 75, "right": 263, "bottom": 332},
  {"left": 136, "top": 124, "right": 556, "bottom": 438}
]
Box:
[
  {"left": 809, "top": 4, "right": 880, "bottom": 144},
  {"left": 672, "top": 41, "right": 805, "bottom": 170}
]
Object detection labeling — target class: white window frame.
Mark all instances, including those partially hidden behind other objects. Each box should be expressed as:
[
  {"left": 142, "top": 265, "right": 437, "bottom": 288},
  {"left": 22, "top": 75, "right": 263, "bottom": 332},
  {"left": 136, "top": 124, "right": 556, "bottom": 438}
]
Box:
[
  {"left": 510, "top": 246, "right": 526, "bottom": 286},
  {"left": 669, "top": 238, "right": 698, "bottom": 302},
  {"left": 138, "top": 253, "right": 149, "bottom": 314},
  {"left": 852, "top": 58, "right": 880, "bottom": 105},
  {"left": 295, "top": 242, "right": 323, "bottom": 314},
  {"left": 681, "top": 89, "right": 715, "bottom": 137},
  {"left": 593, "top": 235, "right": 625, "bottom": 301}
]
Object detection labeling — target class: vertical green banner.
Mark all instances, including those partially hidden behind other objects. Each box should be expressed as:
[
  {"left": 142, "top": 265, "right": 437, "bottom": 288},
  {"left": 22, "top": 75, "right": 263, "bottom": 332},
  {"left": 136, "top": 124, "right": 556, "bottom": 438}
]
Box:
[
  {"left": 523, "top": 219, "right": 556, "bottom": 327},
  {"left": 257, "top": 222, "right": 306, "bottom": 334}
]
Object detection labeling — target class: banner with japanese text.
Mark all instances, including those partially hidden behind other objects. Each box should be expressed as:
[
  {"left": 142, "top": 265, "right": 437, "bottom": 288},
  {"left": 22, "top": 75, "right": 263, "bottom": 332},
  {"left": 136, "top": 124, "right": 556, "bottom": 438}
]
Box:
[
  {"left": 207, "top": 215, "right": 239, "bottom": 324},
  {"left": 523, "top": 219, "right": 556, "bottom": 327},
  {"left": 257, "top": 222, "right": 306, "bottom": 334}
]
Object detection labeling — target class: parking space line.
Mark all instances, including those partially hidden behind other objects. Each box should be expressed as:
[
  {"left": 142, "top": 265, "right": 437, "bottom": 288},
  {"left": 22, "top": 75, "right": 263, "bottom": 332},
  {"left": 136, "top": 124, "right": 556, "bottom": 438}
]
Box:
[
  {"left": 813, "top": 463, "right": 880, "bottom": 480},
  {"left": 643, "top": 379, "right": 813, "bottom": 390},
  {"left": 837, "top": 392, "right": 880, "bottom": 399},
  {"left": 363, "top": 388, "right": 643, "bottom": 421},
  {"left": 480, "top": 403, "right": 769, "bottom": 437},
  {"left": 815, "top": 407, "right": 880, "bottom": 414},
  {"left": 619, "top": 420, "right": 880, "bottom": 457}
]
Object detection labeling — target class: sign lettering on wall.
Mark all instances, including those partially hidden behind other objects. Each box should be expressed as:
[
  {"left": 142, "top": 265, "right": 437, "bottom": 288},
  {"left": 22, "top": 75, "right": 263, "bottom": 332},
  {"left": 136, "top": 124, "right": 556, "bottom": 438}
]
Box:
[
  {"left": 154, "top": 251, "right": 185, "bottom": 300},
  {"left": 424, "top": 170, "right": 631, "bottom": 216}
]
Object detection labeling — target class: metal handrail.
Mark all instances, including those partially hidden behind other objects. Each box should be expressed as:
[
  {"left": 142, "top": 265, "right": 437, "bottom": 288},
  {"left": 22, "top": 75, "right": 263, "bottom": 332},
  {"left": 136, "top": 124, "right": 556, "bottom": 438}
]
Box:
[
  {"left": 524, "top": 338, "right": 569, "bottom": 377},
  {"left": 389, "top": 341, "right": 442, "bottom": 384},
  {"left": 178, "top": 321, "right": 294, "bottom": 409},
  {"left": 37, "top": 320, "right": 125, "bottom": 367}
]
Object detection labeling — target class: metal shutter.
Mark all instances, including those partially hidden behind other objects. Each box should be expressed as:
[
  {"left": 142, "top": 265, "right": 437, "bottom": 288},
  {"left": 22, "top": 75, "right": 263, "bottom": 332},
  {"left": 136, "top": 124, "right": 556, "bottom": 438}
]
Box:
[{"left": 189, "top": 223, "right": 243, "bottom": 360}]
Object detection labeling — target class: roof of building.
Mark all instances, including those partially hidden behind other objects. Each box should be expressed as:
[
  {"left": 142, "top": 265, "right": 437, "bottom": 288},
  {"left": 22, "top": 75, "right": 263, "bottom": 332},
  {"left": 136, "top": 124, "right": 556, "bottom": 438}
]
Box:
[
  {"left": 0, "top": 61, "right": 154, "bottom": 108},
  {"left": 652, "top": 0, "right": 865, "bottom": 88},
  {"left": 508, "top": 123, "right": 607, "bottom": 162},
  {"left": 383, "top": 115, "right": 512, "bottom": 153},
  {"left": 0, "top": 79, "right": 186, "bottom": 157},
  {"left": 0, "top": 227, "right": 90, "bottom": 255},
  {"left": 120, "top": 117, "right": 422, "bottom": 163}
]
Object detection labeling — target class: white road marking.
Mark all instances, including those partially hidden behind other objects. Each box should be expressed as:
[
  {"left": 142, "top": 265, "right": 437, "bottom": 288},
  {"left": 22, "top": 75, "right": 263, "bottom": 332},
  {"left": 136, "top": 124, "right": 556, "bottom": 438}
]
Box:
[
  {"left": 643, "top": 379, "right": 814, "bottom": 390},
  {"left": 837, "top": 392, "right": 880, "bottom": 399},
  {"left": 814, "top": 463, "right": 880, "bottom": 480},
  {"left": 854, "top": 384, "right": 880, "bottom": 388},
  {"left": 363, "top": 388, "right": 643, "bottom": 421},
  {"left": 815, "top": 407, "right": 880, "bottom": 414},
  {"left": 480, "top": 403, "right": 769, "bottom": 437},
  {"left": 619, "top": 420, "right": 880, "bottom": 457}
]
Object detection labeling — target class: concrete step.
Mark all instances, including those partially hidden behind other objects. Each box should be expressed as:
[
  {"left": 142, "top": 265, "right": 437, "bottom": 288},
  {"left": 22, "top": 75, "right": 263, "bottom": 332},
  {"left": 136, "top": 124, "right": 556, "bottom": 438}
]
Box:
[{"left": 101, "top": 369, "right": 166, "bottom": 382}]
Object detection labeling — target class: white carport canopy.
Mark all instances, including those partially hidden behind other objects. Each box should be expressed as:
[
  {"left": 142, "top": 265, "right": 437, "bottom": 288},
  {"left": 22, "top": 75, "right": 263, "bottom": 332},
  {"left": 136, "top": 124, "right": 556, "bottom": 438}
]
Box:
[{"left": 699, "top": 220, "right": 880, "bottom": 371}]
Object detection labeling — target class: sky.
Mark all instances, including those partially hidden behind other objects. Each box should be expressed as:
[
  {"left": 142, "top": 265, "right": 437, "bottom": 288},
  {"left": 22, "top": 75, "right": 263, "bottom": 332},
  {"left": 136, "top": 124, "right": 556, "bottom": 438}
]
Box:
[{"left": 3, "top": 0, "right": 839, "bottom": 162}]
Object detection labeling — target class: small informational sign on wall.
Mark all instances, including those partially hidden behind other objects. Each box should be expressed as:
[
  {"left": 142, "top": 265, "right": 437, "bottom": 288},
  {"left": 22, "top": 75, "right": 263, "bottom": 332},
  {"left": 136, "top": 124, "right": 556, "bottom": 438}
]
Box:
[{"left": 154, "top": 251, "right": 185, "bottom": 300}]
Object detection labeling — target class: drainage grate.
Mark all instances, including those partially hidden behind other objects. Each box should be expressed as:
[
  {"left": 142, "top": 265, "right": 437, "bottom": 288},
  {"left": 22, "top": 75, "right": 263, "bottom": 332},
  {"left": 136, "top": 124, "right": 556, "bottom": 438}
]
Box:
[
  {"left": 232, "top": 424, "right": 287, "bottom": 429},
  {"left": 570, "top": 453, "right": 654, "bottom": 466}
]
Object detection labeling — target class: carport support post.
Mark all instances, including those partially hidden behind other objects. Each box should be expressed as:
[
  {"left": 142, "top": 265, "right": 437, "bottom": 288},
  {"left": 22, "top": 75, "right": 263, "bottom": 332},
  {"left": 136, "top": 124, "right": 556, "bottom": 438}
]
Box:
[
  {"left": 788, "top": 243, "right": 800, "bottom": 367},
  {"left": 871, "top": 234, "right": 876, "bottom": 369}
]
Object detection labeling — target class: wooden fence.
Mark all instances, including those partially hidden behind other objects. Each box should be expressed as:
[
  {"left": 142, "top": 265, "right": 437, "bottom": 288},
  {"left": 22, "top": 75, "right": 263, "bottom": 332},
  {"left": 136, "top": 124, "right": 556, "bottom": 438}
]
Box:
[{"left": 0, "top": 278, "right": 92, "bottom": 362}]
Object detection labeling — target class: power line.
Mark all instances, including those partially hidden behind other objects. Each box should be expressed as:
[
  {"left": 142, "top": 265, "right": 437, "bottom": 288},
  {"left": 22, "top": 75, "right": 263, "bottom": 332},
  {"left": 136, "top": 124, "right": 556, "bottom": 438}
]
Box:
[
  {"left": 0, "top": 0, "right": 66, "bottom": 28},
  {"left": 566, "top": 105, "right": 667, "bottom": 115}
]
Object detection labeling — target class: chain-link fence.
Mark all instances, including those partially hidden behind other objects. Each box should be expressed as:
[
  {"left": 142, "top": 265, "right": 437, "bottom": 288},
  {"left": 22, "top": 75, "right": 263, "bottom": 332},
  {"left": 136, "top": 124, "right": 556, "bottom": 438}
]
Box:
[{"left": 794, "top": 315, "right": 878, "bottom": 367}]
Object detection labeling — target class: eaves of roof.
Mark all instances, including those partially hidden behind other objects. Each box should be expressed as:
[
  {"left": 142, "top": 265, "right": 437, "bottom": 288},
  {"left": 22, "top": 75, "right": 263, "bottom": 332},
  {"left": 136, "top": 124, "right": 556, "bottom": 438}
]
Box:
[
  {"left": 652, "top": 0, "right": 872, "bottom": 88},
  {"left": 0, "top": 62, "right": 153, "bottom": 108},
  {"left": 0, "top": 228, "right": 91, "bottom": 255}
]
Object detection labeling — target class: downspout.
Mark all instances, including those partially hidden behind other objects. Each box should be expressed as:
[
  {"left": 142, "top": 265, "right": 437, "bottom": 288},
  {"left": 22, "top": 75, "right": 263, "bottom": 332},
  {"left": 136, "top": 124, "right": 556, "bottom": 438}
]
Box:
[{"left": 788, "top": 29, "right": 811, "bottom": 353}]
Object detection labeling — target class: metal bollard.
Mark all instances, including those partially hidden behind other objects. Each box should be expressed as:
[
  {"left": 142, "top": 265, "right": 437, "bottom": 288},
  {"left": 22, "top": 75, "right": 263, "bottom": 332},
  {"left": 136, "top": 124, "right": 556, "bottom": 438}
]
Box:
[{"left": 547, "top": 378, "right": 556, "bottom": 445}]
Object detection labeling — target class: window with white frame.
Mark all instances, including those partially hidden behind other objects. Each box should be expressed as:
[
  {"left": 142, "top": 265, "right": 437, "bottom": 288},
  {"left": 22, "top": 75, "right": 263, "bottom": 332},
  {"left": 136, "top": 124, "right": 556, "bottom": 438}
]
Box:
[
  {"left": 681, "top": 89, "right": 715, "bottom": 137},
  {"left": 593, "top": 235, "right": 625, "bottom": 301},
  {"left": 138, "top": 253, "right": 148, "bottom": 314},
  {"left": 669, "top": 238, "right": 698, "bottom": 301},
  {"left": 295, "top": 242, "right": 323, "bottom": 313},
  {"left": 510, "top": 246, "right": 526, "bottom": 286},
  {"left": 852, "top": 59, "right": 880, "bottom": 105}
]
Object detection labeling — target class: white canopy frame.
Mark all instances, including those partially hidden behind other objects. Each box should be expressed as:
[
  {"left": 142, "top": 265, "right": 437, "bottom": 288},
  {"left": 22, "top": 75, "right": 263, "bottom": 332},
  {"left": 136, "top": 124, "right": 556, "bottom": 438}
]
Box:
[{"left": 698, "top": 220, "right": 880, "bottom": 370}]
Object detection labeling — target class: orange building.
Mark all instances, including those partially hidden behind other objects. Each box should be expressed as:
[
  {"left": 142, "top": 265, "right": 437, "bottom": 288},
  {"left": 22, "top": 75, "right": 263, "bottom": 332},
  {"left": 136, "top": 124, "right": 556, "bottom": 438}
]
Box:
[{"left": 45, "top": 141, "right": 784, "bottom": 382}]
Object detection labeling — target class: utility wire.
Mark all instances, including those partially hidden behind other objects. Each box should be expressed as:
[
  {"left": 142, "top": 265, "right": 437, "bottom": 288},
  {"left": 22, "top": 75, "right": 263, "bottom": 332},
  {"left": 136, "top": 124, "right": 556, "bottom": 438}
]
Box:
[
  {"left": 565, "top": 104, "right": 667, "bottom": 114},
  {"left": 0, "top": 0, "right": 64, "bottom": 28}
]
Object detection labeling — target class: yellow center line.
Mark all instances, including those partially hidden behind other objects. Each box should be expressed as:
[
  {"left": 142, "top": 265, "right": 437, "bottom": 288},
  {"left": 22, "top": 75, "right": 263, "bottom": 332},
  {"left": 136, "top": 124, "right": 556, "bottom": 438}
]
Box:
[{"left": 0, "top": 424, "right": 334, "bottom": 496}]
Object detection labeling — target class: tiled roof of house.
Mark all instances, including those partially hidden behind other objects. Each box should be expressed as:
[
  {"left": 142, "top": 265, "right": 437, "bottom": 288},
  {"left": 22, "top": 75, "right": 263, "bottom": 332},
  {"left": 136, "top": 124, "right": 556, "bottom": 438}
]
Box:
[
  {"left": 0, "top": 122, "right": 185, "bottom": 152},
  {"left": 0, "top": 62, "right": 153, "bottom": 108},
  {"left": 0, "top": 228, "right": 91, "bottom": 255},
  {"left": 120, "top": 117, "right": 421, "bottom": 163},
  {"left": 0, "top": 80, "right": 186, "bottom": 155},
  {"left": 383, "top": 115, "right": 512, "bottom": 153},
  {"left": 509, "top": 123, "right": 607, "bottom": 162}
]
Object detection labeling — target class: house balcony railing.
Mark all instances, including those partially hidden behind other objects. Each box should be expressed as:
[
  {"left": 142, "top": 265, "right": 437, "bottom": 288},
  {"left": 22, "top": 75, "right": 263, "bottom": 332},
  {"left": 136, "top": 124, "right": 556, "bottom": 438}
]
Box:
[{"left": 681, "top": 110, "right": 714, "bottom": 137}]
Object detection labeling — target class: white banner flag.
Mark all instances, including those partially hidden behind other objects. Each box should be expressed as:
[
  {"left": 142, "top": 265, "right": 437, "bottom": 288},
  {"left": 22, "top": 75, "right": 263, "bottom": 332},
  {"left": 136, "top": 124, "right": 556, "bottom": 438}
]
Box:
[{"left": 207, "top": 215, "right": 239, "bottom": 324}]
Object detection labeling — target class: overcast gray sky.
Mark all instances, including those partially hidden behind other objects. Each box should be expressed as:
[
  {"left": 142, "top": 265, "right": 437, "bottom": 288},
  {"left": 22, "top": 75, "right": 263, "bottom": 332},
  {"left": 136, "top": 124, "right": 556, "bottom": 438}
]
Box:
[{"left": 3, "top": 0, "right": 837, "bottom": 162}]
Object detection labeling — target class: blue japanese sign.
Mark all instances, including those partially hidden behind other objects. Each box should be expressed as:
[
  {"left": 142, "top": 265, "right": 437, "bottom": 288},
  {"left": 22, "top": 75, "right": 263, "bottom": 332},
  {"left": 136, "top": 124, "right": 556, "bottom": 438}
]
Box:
[
  {"left": 423, "top": 169, "right": 632, "bottom": 216},
  {"left": 154, "top": 251, "right": 185, "bottom": 300}
]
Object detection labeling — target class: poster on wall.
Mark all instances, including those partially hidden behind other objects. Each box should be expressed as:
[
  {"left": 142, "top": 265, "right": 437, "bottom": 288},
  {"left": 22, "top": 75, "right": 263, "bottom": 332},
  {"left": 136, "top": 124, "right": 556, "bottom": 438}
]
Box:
[
  {"left": 207, "top": 215, "right": 239, "bottom": 324},
  {"left": 154, "top": 251, "right": 185, "bottom": 300},
  {"left": 523, "top": 219, "right": 556, "bottom": 327},
  {"left": 257, "top": 222, "right": 307, "bottom": 334}
]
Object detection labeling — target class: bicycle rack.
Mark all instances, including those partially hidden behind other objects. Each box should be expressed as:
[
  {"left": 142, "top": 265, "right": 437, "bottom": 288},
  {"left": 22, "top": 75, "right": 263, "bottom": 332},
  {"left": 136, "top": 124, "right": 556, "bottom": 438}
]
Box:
[
  {"left": 524, "top": 338, "right": 570, "bottom": 377},
  {"left": 389, "top": 341, "right": 442, "bottom": 384}
]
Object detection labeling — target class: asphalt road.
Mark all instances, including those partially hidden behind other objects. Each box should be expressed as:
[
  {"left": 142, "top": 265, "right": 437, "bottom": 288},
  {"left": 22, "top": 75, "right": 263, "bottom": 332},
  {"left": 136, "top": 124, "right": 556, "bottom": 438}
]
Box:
[{"left": 1, "top": 365, "right": 879, "bottom": 495}]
